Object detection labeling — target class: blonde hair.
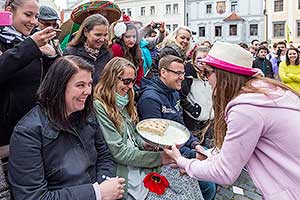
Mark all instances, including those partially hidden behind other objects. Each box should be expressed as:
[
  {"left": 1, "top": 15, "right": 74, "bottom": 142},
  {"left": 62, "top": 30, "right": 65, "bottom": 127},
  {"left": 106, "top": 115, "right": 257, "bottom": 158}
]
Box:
[
  {"left": 5, "top": 0, "right": 38, "bottom": 10},
  {"left": 213, "top": 69, "right": 298, "bottom": 149},
  {"left": 160, "top": 26, "right": 192, "bottom": 54},
  {"left": 94, "top": 57, "right": 138, "bottom": 131},
  {"left": 187, "top": 45, "right": 210, "bottom": 79}
]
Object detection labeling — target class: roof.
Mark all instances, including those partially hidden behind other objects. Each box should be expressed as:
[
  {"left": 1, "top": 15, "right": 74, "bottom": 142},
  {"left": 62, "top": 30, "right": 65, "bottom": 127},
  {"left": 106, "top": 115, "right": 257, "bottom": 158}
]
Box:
[{"left": 223, "top": 12, "right": 244, "bottom": 21}]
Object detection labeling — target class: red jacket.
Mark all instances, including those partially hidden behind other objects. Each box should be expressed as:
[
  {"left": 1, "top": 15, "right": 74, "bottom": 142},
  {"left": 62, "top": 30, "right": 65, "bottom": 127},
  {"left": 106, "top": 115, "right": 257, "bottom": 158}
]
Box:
[{"left": 111, "top": 43, "right": 144, "bottom": 86}]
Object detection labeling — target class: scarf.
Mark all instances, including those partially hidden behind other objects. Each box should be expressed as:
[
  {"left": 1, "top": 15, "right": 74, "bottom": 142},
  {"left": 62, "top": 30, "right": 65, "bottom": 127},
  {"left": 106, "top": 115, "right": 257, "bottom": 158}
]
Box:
[
  {"left": 116, "top": 93, "right": 129, "bottom": 109},
  {"left": 84, "top": 42, "right": 100, "bottom": 60},
  {"left": 0, "top": 26, "right": 27, "bottom": 44},
  {"left": 165, "top": 41, "right": 186, "bottom": 60}
]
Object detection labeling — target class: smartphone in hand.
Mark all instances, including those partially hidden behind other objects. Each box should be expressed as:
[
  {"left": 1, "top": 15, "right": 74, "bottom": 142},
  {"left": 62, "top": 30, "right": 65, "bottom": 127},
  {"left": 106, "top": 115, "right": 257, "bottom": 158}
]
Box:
[{"left": 0, "top": 11, "right": 12, "bottom": 26}]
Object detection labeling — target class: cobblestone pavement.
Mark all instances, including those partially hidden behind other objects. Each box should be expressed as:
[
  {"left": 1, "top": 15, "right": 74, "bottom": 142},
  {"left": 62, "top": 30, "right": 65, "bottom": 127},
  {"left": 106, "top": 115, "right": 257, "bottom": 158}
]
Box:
[{"left": 215, "top": 169, "right": 262, "bottom": 200}]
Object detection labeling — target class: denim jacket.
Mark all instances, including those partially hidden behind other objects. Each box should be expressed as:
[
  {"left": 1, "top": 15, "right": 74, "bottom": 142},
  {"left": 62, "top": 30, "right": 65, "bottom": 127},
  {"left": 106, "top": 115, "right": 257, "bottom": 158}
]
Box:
[{"left": 8, "top": 105, "right": 115, "bottom": 200}]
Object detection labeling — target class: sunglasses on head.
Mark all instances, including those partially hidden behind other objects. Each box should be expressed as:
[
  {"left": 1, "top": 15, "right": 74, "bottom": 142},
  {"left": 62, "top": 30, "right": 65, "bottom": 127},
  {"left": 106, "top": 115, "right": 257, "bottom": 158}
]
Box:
[{"left": 118, "top": 77, "right": 136, "bottom": 85}]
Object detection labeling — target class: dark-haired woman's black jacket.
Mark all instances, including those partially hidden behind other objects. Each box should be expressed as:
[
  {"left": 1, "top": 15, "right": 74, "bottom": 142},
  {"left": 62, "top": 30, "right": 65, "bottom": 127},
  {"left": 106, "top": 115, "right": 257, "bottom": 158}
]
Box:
[
  {"left": 63, "top": 45, "right": 112, "bottom": 84},
  {"left": 8, "top": 105, "right": 115, "bottom": 200},
  {"left": 0, "top": 37, "right": 56, "bottom": 146}
]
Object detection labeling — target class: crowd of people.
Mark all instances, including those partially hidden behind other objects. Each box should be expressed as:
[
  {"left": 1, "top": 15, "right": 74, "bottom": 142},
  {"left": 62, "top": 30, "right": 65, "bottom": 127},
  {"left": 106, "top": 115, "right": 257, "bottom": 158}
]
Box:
[{"left": 1, "top": 0, "right": 300, "bottom": 199}]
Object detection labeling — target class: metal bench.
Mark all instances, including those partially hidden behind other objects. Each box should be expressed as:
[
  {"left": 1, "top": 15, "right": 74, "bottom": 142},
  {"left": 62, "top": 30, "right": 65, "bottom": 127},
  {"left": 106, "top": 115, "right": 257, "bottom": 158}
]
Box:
[{"left": 0, "top": 145, "right": 11, "bottom": 200}]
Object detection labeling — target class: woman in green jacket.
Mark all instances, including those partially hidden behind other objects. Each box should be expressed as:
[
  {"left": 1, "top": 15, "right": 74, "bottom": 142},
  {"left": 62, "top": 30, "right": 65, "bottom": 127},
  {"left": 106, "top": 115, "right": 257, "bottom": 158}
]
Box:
[{"left": 93, "top": 57, "right": 203, "bottom": 200}]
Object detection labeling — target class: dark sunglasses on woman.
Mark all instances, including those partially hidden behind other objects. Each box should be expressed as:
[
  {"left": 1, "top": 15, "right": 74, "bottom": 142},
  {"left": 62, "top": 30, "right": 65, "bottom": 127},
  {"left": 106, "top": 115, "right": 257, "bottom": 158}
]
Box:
[{"left": 118, "top": 77, "right": 136, "bottom": 85}]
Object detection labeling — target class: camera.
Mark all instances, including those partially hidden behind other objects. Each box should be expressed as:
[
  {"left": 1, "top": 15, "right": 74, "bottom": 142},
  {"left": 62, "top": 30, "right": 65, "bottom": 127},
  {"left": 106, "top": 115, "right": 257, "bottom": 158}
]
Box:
[
  {"left": 153, "top": 23, "right": 161, "bottom": 29},
  {"left": 276, "top": 49, "right": 282, "bottom": 57},
  {"left": 0, "top": 11, "right": 12, "bottom": 26}
]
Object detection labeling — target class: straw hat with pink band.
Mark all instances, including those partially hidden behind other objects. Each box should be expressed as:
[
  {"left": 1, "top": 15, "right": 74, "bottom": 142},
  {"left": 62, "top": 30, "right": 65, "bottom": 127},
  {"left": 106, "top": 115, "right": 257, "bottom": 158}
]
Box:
[{"left": 200, "top": 41, "right": 262, "bottom": 77}]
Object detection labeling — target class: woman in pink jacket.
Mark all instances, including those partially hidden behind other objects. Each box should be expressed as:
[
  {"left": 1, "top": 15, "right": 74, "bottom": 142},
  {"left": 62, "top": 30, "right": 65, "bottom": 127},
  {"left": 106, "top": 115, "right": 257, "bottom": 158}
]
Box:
[{"left": 165, "top": 41, "right": 300, "bottom": 200}]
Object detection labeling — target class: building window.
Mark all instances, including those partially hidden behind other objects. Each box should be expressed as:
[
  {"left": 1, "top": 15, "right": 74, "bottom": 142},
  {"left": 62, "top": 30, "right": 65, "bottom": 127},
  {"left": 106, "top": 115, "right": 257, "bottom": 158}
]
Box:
[
  {"left": 150, "top": 6, "right": 155, "bottom": 15},
  {"left": 215, "top": 26, "right": 222, "bottom": 36},
  {"left": 297, "top": 20, "right": 300, "bottom": 37},
  {"left": 274, "top": 0, "right": 283, "bottom": 12},
  {"left": 298, "top": 0, "right": 300, "bottom": 9},
  {"left": 229, "top": 24, "right": 237, "bottom": 36},
  {"left": 173, "top": 4, "right": 178, "bottom": 14},
  {"left": 206, "top": 4, "right": 212, "bottom": 14},
  {"left": 273, "top": 22, "right": 285, "bottom": 37},
  {"left": 199, "top": 27, "right": 205, "bottom": 37},
  {"left": 166, "top": 24, "right": 171, "bottom": 32},
  {"left": 141, "top": 7, "right": 145, "bottom": 16},
  {"left": 231, "top": 1, "right": 238, "bottom": 12},
  {"left": 250, "top": 24, "right": 258, "bottom": 36},
  {"left": 127, "top": 8, "right": 131, "bottom": 16},
  {"left": 173, "top": 24, "right": 178, "bottom": 31},
  {"left": 166, "top": 4, "right": 171, "bottom": 14}
]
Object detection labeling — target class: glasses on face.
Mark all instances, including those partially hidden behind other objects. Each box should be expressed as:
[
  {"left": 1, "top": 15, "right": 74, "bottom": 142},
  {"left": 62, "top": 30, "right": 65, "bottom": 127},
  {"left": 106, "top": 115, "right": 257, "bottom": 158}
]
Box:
[
  {"left": 118, "top": 77, "right": 136, "bottom": 85},
  {"left": 163, "top": 67, "right": 185, "bottom": 77},
  {"left": 38, "top": 19, "right": 59, "bottom": 29}
]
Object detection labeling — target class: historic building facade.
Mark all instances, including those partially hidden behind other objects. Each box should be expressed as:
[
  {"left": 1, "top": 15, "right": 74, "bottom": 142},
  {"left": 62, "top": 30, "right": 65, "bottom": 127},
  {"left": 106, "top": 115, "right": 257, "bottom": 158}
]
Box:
[
  {"left": 186, "top": 0, "right": 265, "bottom": 44},
  {"left": 265, "top": 0, "right": 300, "bottom": 45},
  {"left": 115, "top": 0, "right": 185, "bottom": 33}
]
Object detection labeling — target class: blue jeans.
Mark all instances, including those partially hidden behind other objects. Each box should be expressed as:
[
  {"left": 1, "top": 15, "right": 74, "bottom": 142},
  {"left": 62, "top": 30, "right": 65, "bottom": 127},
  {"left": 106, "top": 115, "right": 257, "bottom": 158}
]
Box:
[{"left": 199, "top": 181, "right": 216, "bottom": 200}]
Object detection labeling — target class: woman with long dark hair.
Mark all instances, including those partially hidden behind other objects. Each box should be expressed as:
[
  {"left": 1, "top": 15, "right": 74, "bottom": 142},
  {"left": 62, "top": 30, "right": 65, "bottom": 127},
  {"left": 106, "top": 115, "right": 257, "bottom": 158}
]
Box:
[
  {"left": 110, "top": 21, "right": 144, "bottom": 86},
  {"left": 8, "top": 55, "right": 125, "bottom": 200},
  {"left": 165, "top": 42, "right": 300, "bottom": 199}
]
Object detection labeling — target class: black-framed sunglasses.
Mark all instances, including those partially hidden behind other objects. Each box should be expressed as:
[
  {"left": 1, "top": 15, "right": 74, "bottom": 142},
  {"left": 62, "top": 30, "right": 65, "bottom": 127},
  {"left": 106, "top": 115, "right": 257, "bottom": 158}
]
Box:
[
  {"left": 163, "top": 67, "right": 185, "bottom": 77},
  {"left": 118, "top": 77, "right": 136, "bottom": 85}
]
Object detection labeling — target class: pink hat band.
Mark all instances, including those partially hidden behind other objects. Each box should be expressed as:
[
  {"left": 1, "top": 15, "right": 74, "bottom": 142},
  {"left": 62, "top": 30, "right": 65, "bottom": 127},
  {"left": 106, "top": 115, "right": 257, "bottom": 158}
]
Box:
[{"left": 203, "top": 55, "right": 257, "bottom": 76}]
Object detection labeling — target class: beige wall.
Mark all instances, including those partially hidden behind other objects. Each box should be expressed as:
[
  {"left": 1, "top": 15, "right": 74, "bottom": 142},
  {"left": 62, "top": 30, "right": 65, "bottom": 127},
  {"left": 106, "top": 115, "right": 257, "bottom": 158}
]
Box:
[{"left": 266, "top": 0, "right": 300, "bottom": 47}]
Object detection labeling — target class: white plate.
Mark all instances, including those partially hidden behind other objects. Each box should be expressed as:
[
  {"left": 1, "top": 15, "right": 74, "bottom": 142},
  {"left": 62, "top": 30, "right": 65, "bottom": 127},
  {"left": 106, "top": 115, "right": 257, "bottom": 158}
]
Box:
[{"left": 136, "top": 118, "right": 190, "bottom": 148}]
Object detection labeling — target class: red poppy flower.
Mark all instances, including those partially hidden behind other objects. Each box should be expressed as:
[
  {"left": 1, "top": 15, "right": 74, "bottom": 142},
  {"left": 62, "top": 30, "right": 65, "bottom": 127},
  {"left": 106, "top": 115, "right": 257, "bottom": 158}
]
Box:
[{"left": 143, "top": 172, "right": 169, "bottom": 195}]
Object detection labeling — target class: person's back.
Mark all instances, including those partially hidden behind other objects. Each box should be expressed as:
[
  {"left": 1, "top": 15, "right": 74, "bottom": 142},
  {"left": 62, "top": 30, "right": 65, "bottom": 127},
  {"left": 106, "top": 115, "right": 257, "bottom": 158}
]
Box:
[
  {"left": 225, "top": 80, "right": 300, "bottom": 199},
  {"left": 164, "top": 41, "right": 300, "bottom": 200}
]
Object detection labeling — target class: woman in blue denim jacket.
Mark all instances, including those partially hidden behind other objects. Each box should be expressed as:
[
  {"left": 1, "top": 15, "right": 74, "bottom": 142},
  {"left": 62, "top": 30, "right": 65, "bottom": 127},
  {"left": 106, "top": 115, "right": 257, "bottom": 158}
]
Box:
[{"left": 8, "top": 56, "right": 125, "bottom": 200}]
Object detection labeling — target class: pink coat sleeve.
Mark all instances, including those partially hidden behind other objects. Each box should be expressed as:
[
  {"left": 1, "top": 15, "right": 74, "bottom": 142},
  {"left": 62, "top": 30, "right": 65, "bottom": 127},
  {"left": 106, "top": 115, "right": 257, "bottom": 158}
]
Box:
[{"left": 177, "top": 104, "right": 264, "bottom": 184}]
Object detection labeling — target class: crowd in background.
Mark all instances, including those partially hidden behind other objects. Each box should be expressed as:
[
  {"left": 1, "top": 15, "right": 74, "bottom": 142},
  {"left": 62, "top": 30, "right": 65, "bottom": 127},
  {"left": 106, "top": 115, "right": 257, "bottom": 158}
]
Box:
[{"left": 1, "top": 0, "right": 300, "bottom": 200}]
